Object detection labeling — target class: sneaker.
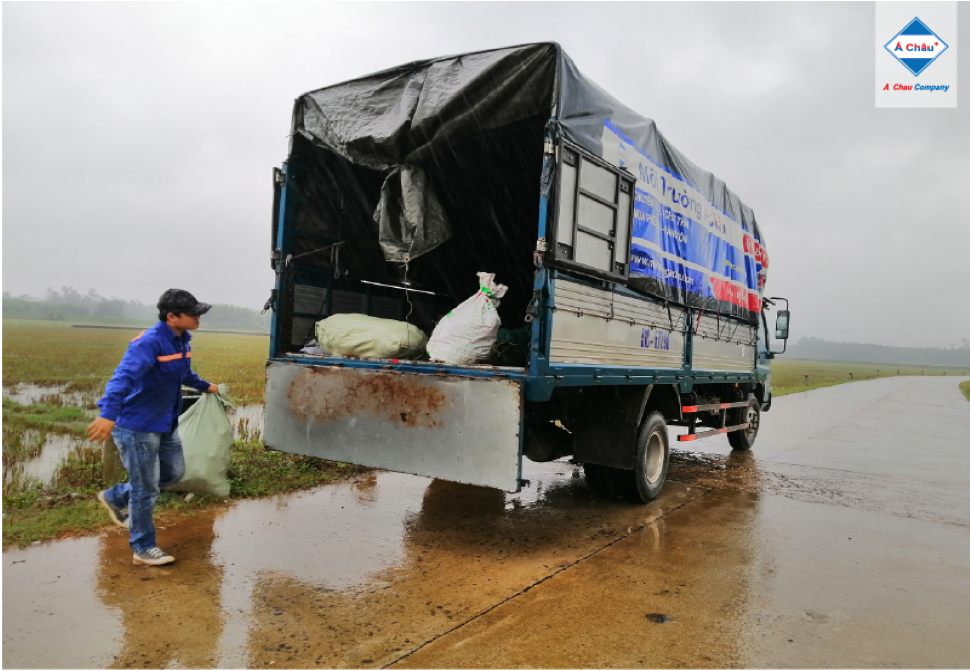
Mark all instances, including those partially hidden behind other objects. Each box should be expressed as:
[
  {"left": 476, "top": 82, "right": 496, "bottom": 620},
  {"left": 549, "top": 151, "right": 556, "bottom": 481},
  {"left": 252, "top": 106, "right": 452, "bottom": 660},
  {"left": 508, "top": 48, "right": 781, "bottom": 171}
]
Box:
[
  {"left": 133, "top": 547, "right": 175, "bottom": 566},
  {"left": 97, "top": 491, "right": 129, "bottom": 528}
]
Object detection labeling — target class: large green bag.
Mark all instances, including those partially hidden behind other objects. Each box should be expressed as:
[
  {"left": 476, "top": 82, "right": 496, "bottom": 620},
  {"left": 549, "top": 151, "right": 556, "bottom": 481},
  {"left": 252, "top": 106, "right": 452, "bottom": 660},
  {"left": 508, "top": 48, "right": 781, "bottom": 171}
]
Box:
[
  {"left": 315, "top": 313, "right": 428, "bottom": 359},
  {"left": 167, "top": 385, "right": 235, "bottom": 497}
]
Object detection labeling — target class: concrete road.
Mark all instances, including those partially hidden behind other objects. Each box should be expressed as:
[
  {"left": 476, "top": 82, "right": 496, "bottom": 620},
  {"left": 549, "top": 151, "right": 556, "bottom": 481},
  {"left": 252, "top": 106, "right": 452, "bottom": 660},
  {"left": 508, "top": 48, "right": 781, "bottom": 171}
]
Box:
[{"left": 4, "top": 376, "right": 969, "bottom": 668}]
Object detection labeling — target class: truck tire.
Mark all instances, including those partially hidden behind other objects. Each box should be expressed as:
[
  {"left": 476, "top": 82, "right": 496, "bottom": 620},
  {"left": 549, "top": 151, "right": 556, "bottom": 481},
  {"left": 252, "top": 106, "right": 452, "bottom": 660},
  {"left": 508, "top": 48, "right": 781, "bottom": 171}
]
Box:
[
  {"left": 583, "top": 413, "right": 670, "bottom": 503},
  {"left": 727, "top": 394, "right": 760, "bottom": 451},
  {"left": 611, "top": 411, "right": 670, "bottom": 504}
]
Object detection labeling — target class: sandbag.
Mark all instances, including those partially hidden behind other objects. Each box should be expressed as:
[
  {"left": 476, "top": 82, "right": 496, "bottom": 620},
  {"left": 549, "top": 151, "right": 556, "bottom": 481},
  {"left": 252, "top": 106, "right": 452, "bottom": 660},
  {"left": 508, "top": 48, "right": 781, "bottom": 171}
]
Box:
[
  {"left": 427, "top": 272, "right": 508, "bottom": 365},
  {"left": 167, "top": 384, "right": 234, "bottom": 497},
  {"left": 315, "top": 313, "right": 427, "bottom": 359}
]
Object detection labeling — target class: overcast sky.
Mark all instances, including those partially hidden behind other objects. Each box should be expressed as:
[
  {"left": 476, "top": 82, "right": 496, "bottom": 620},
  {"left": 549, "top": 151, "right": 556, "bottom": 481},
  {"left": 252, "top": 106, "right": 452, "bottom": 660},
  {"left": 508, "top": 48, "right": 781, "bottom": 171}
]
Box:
[{"left": 3, "top": 2, "right": 968, "bottom": 348}]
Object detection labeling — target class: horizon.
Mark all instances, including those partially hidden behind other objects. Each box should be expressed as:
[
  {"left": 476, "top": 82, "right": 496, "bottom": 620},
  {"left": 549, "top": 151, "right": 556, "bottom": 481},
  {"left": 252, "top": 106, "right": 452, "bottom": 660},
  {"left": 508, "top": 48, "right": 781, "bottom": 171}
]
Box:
[{"left": 4, "top": 287, "right": 970, "bottom": 352}]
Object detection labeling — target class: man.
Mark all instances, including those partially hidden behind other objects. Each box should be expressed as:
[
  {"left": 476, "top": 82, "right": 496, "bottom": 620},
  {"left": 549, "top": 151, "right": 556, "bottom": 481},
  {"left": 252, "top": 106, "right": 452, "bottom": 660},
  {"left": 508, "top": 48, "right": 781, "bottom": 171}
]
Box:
[{"left": 88, "top": 289, "right": 219, "bottom": 566}]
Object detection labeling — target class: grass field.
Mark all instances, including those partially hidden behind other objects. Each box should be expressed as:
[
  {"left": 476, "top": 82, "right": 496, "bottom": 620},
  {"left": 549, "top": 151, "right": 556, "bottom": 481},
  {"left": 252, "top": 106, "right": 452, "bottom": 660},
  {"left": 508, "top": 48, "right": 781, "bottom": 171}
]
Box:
[
  {"left": 770, "top": 358, "right": 968, "bottom": 397},
  {"left": 3, "top": 319, "right": 968, "bottom": 547},
  {"left": 2, "top": 319, "right": 268, "bottom": 404}
]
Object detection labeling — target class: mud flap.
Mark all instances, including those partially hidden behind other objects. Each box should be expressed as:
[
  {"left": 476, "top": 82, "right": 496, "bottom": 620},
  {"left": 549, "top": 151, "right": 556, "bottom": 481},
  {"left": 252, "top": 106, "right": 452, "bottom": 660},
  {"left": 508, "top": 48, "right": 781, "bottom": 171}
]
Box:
[{"left": 264, "top": 362, "right": 524, "bottom": 492}]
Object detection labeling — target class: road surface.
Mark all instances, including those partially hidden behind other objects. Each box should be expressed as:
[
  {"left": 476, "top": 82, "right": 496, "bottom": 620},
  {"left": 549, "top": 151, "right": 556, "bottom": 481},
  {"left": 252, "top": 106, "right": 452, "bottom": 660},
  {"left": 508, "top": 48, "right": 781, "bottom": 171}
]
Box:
[{"left": 3, "top": 376, "right": 969, "bottom": 668}]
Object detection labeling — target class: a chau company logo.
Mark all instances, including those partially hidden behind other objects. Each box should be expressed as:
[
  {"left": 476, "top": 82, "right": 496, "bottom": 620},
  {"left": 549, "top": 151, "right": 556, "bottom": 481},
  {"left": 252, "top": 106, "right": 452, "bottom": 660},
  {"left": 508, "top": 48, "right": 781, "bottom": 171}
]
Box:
[{"left": 884, "top": 17, "right": 949, "bottom": 76}]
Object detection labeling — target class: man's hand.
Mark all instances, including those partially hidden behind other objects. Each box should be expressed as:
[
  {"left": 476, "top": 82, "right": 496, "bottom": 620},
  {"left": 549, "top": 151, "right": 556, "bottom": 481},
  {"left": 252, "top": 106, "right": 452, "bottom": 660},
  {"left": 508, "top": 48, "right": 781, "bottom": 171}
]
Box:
[
  {"left": 87, "top": 417, "right": 116, "bottom": 445},
  {"left": 207, "top": 384, "right": 219, "bottom": 393}
]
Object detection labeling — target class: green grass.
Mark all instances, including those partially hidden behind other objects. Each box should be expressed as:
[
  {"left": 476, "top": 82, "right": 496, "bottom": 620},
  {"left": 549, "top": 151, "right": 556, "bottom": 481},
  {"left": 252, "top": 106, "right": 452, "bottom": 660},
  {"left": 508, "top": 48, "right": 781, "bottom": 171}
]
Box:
[
  {"left": 2, "top": 437, "right": 368, "bottom": 547},
  {"left": 2, "top": 398, "right": 91, "bottom": 435},
  {"left": 2, "top": 314, "right": 153, "bottom": 328},
  {"left": 3, "top": 397, "right": 90, "bottom": 466},
  {"left": 960, "top": 381, "right": 970, "bottom": 402},
  {"left": 3, "top": 319, "right": 268, "bottom": 404},
  {"left": 770, "top": 359, "right": 968, "bottom": 397},
  {"left": 228, "top": 440, "right": 368, "bottom": 498}
]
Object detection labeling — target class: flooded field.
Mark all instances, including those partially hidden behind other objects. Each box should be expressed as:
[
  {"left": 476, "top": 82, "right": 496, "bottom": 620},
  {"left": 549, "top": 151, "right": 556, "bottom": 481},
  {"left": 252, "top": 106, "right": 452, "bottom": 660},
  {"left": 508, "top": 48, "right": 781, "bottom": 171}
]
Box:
[
  {"left": 3, "top": 382, "right": 99, "bottom": 408},
  {"left": 4, "top": 431, "right": 85, "bottom": 487},
  {"left": 2, "top": 382, "right": 266, "bottom": 489}
]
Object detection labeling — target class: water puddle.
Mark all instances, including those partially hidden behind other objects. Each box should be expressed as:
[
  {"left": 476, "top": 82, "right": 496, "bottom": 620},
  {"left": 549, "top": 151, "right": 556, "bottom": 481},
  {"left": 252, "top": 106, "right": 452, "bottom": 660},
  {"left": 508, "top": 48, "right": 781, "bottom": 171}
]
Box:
[
  {"left": 0, "top": 460, "right": 715, "bottom": 669},
  {"left": 2, "top": 383, "right": 96, "bottom": 408},
  {"left": 4, "top": 382, "right": 265, "bottom": 442},
  {"left": 231, "top": 404, "right": 264, "bottom": 441},
  {"left": 4, "top": 431, "right": 84, "bottom": 486}
]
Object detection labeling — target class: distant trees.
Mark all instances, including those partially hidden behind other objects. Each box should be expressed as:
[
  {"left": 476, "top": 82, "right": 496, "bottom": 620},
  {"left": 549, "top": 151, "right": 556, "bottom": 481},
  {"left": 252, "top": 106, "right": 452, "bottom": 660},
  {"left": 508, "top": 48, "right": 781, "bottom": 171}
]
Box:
[
  {"left": 2, "top": 287, "right": 270, "bottom": 331},
  {"left": 3, "top": 286, "right": 91, "bottom": 319},
  {"left": 789, "top": 337, "right": 970, "bottom": 367},
  {"left": 203, "top": 304, "right": 270, "bottom": 331},
  {"left": 93, "top": 299, "right": 126, "bottom": 318}
]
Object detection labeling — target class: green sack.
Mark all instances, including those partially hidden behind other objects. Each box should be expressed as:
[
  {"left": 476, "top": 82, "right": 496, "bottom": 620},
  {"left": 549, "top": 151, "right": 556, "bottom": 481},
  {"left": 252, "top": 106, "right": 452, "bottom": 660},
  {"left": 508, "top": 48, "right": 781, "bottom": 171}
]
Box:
[
  {"left": 315, "top": 313, "right": 428, "bottom": 359},
  {"left": 167, "top": 384, "right": 235, "bottom": 497}
]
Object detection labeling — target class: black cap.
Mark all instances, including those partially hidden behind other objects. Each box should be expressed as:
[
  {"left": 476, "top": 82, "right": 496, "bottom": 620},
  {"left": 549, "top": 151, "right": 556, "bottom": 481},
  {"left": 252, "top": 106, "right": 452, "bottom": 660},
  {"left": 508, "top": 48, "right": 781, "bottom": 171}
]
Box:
[{"left": 157, "top": 289, "right": 213, "bottom": 317}]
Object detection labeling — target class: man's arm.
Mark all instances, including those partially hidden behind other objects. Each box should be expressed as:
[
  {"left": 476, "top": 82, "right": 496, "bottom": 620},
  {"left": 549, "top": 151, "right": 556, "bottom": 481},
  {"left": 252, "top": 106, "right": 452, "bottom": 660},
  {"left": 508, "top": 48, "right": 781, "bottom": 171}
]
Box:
[
  {"left": 88, "top": 338, "right": 158, "bottom": 444},
  {"left": 183, "top": 363, "right": 217, "bottom": 394}
]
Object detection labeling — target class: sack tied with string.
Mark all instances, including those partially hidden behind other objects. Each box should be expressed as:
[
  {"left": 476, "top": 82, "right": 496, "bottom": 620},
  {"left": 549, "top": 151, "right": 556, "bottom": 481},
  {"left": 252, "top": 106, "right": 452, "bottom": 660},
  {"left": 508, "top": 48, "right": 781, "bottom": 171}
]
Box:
[{"left": 427, "top": 272, "right": 508, "bottom": 365}]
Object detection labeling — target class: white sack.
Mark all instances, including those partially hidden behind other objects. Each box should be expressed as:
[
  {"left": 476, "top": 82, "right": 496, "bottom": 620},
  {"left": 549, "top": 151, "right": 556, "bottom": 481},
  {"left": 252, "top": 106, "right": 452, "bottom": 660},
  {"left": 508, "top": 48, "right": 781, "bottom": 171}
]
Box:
[{"left": 427, "top": 272, "right": 508, "bottom": 365}]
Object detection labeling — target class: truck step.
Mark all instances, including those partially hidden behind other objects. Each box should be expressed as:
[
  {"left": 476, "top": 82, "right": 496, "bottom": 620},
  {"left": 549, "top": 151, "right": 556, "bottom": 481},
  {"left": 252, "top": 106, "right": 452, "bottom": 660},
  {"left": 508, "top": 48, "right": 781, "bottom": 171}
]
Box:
[
  {"left": 681, "top": 401, "right": 750, "bottom": 413},
  {"left": 677, "top": 423, "right": 749, "bottom": 442}
]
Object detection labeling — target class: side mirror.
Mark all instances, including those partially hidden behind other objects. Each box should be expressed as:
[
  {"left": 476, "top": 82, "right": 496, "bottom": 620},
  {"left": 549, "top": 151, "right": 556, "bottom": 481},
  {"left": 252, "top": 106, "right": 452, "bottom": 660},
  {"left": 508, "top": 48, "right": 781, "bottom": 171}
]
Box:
[{"left": 775, "top": 310, "right": 790, "bottom": 340}]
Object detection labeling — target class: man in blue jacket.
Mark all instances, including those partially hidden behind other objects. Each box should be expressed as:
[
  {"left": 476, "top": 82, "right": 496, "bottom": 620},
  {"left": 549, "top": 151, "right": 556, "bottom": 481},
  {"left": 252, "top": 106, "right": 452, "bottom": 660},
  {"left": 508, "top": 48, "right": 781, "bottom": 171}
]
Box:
[{"left": 88, "top": 289, "right": 220, "bottom": 566}]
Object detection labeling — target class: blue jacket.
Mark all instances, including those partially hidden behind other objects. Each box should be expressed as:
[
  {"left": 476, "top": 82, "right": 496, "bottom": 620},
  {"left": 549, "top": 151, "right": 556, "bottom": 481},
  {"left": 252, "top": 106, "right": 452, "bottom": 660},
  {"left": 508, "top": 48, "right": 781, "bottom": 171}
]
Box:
[{"left": 98, "top": 322, "right": 212, "bottom": 433}]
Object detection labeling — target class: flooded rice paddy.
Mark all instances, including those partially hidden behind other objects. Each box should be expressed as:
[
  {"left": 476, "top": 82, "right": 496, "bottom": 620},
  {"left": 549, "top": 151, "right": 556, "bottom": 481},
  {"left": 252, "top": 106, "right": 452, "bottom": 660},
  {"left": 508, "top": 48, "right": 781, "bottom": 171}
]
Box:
[
  {"left": 3, "top": 382, "right": 97, "bottom": 408},
  {"left": 2, "top": 383, "right": 265, "bottom": 488}
]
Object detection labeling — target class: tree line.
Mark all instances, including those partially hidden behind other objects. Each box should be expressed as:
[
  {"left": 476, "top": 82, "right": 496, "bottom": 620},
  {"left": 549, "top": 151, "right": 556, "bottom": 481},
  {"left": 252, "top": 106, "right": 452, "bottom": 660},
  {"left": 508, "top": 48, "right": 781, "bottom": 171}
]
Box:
[
  {"left": 2, "top": 287, "right": 270, "bottom": 332},
  {"left": 788, "top": 336, "right": 970, "bottom": 368}
]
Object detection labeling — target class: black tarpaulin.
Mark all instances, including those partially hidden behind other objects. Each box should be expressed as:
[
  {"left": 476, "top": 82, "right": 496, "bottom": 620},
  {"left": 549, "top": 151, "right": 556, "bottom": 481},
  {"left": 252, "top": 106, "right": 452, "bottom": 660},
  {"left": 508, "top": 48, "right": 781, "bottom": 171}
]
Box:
[
  {"left": 287, "top": 42, "right": 768, "bottom": 323},
  {"left": 293, "top": 44, "right": 559, "bottom": 264}
]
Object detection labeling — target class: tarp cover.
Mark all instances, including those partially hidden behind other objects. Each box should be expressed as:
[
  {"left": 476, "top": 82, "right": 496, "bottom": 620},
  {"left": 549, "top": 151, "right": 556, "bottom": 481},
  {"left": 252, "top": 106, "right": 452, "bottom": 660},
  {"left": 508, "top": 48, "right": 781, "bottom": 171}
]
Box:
[{"left": 290, "top": 42, "right": 768, "bottom": 321}]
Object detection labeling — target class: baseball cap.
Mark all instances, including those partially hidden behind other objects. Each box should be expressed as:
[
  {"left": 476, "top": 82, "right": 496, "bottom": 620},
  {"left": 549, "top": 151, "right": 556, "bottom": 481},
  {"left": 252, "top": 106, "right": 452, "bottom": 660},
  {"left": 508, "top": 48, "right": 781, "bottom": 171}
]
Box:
[{"left": 157, "top": 289, "right": 213, "bottom": 317}]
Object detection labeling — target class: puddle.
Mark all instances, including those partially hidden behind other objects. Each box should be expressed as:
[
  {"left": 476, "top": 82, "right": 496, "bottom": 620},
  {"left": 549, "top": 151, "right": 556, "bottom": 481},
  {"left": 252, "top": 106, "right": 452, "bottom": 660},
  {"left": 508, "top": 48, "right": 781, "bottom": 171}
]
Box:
[
  {"left": 5, "top": 381, "right": 264, "bottom": 442},
  {"left": 1, "top": 459, "right": 688, "bottom": 668},
  {"left": 645, "top": 613, "right": 676, "bottom": 624},
  {"left": 231, "top": 404, "right": 264, "bottom": 441},
  {"left": 2, "top": 383, "right": 97, "bottom": 408},
  {"left": 3, "top": 431, "right": 85, "bottom": 486}
]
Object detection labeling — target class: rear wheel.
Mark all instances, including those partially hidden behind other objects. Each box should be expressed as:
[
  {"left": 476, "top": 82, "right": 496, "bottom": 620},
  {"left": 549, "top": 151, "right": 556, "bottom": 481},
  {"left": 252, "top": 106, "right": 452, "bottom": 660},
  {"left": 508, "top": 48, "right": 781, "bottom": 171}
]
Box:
[
  {"left": 727, "top": 394, "right": 760, "bottom": 451},
  {"left": 583, "top": 412, "right": 670, "bottom": 504},
  {"left": 617, "top": 411, "right": 670, "bottom": 503}
]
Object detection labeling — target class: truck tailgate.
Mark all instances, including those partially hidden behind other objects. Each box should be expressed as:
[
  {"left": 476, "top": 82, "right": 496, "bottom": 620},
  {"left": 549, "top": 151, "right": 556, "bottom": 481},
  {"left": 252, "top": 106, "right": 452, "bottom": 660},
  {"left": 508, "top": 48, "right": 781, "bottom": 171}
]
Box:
[{"left": 264, "top": 362, "right": 523, "bottom": 491}]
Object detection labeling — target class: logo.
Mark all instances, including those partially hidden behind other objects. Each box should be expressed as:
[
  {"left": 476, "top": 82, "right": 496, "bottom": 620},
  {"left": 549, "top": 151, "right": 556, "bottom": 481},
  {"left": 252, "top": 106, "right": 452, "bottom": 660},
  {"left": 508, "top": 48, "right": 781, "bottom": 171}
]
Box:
[
  {"left": 742, "top": 235, "right": 769, "bottom": 269},
  {"left": 616, "top": 141, "right": 630, "bottom": 169},
  {"left": 884, "top": 17, "right": 949, "bottom": 76}
]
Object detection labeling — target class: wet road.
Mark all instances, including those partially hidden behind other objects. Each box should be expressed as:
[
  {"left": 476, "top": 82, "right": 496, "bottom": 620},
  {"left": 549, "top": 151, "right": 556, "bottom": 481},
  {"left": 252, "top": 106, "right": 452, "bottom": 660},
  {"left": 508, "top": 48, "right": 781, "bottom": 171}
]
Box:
[{"left": 4, "top": 376, "right": 969, "bottom": 668}]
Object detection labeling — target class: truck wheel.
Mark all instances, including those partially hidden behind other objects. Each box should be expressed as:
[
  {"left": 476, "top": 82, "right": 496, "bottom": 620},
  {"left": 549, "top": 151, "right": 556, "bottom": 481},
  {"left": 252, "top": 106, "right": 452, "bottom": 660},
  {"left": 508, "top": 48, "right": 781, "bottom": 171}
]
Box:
[
  {"left": 615, "top": 411, "right": 670, "bottom": 504},
  {"left": 727, "top": 395, "right": 760, "bottom": 451}
]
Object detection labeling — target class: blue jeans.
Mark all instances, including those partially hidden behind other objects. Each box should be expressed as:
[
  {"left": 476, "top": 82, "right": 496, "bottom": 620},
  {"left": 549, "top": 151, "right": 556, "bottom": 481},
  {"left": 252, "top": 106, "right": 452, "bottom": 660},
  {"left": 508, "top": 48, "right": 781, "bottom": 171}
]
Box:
[{"left": 105, "top": 427, "right": 185, "bottom": 552}]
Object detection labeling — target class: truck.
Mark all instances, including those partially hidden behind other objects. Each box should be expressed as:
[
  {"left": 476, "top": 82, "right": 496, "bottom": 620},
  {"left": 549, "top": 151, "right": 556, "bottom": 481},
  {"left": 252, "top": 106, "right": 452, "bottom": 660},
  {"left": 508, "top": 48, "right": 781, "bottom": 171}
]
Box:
[{"left": 262, "top": 43, "right": 791, "bottom": 503}]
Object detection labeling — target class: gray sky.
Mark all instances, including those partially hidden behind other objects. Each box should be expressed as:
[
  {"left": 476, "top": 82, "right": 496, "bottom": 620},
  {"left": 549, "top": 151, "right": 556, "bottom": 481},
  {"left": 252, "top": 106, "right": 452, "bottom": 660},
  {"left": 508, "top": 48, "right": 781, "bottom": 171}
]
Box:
[{"left": 3, "top": 2, "right": 968, "bottom": 348}]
